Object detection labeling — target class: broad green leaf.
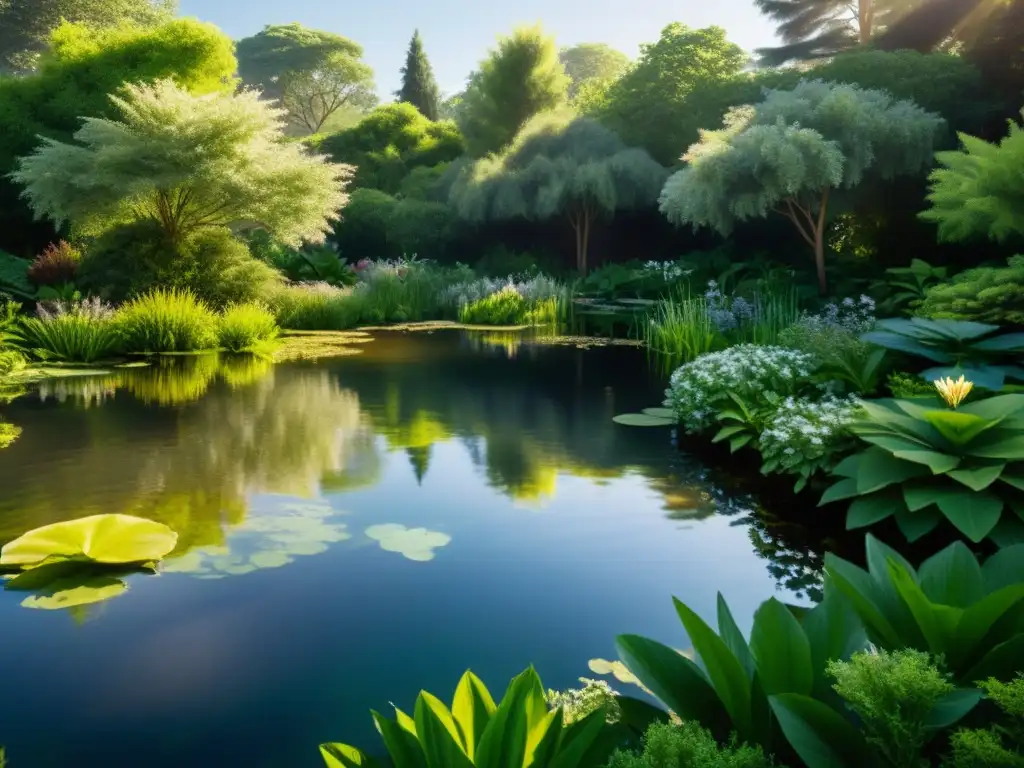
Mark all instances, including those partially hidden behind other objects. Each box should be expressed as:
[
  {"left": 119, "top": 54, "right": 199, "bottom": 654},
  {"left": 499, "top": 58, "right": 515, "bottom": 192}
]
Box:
[
  {"left": 923, "top": 365, "right": 1005, "bottom": 392},
  {"left": 615, "top": 696, "right": 669, "bottom": 734},
  {"left": 19, "top": 576, "right": 127, "bottom": 610},
  {"left": 612, "top": 413, "right": 675, "bottom": 427},
  {"left": 769, "top": 694, "right": 873, "bottom": 768},
  {"left": 320, "top": 744, "right": 382, "bottom": 768},
  {"left": 0, "top": 514, "right": 178, "bottom": 567},
  {"left": 414, "top": 693, "right": 473, "bottom": 768},
  {"left": 801, "top": 588, "right": 868, "bottom": 702},
  {"left": 749, "top": 598, "right": 813, "bottom": 696},
  {"left": 935, "top": 488, "right": 1004, "bottom": 542},
  {"left": 974, "top": 332, "right": 1024, "bottom": 352},
  {"left": 474, "top": 670, "right": 533, "bottom": 768},
  {"left": 549, "top": 707, "right": 607, "bottom": 768},
  {"left": 825, "top": 553, "right": 902, "bottom": 648},
  {"left": 717, "top": 594, "right": 755, "bottom": 680},
  {"left": 989, "top": 517, "right": 1024, "bottom": 547},
  {"left": 830, "top": 453, "right": 862, "bottom": 479},
  {"left": 371, "top": 712, "right": 427, "bottom": 768},
  {"left": 819, "top": 478, "right": 860, "bottom": 506},
  {"left": 674, "top": 597, "right": 753, "bottom": 739},
  {"left": 903, "top": 481, "right": 949, "bottom": 512},
  {"left": 861, "top": 331, "right": 951, "bottom": 362},
  {"left": 865, "top": 533, "right": 919, "bottom": 587},
  {"left": 982, "top": 544, "right": 1024, "bottom": 592},
  {"left": 730, "top": 435, "right": 753, "bottom": 452},
  {"left": 713, "top": 425, "right": 748, "bottom": 442},
  {"left": 395, "top": 708, "right": 417, "bottom": 736},
  {"left": 966, "top": 432, "right": 1024, "bottom": 460},
  {"left": 615, "top": 634, "right": 729, "bottom": 740},
  {"left": 998, "top": 471, "right": 1024, "bottom": 492},
  {"left": 856, "top": 448, "right": 927, "bottom": 494},
  {"left": 890, "top": 448, "right": 961, "bottom": 474},
  {"left": 947, "top": 462, "right": 1005, "bottom": 491},
  {"left": 962, "top": 634, "right": 1024, "bottom": 684},
  {"left": 895, "top": 505, "right": 943, "bottom": 542},
  {"left": 923, "top": 410, "right": 999, "bottom": 446},
  {"left": 961, "top": 394, "right": 1024, "bottom": 420},
  {"left": 642, "top": 407, "right": 676, "bottom": 419},
  {"left": 919, "top": 542, "right": 984, "bottom": 608},
  {"left": 953, "top": 584, "right": 1024, "bottom": 668},
  {"left": 524, "top": 707, "right": 561, "bottom": 767},
  {"left": 925, "top": 689, "right": 983, "bottom": 730},
  {"left": 912, "top": 318, "right": 998, "bottom": 341},
  {"left": 846, "top": 493, "right": 899, "bottom": 528},
  {"left": 890, "top": 563, "right": 962, "bottom": 657},
  {"left": 451, "top": 671, "right": 496, "bottom": 760}
]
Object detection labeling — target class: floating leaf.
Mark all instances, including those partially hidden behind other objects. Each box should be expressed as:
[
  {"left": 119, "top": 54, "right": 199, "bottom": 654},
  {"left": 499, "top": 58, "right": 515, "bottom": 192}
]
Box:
[
  {"left": 0, "top": 514, "right": 178, "bottom": 567},
  {"left": 365, "top": 524, "right": 451, "bottom": 562},
  {"left": 20, "top": 576, "right": 127, "bottom": 610},
  {"left": 642, "top": 408, "right": 677, "bottom": 419},
  {"left": 612, "top": 413, "right": 675, "bottom": 427}
]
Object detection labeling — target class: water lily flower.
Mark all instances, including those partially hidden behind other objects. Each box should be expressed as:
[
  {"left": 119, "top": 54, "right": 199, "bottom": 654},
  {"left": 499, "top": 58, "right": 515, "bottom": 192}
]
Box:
[{"left": 934, "top": 375, "right": 973, "bottom": 409}]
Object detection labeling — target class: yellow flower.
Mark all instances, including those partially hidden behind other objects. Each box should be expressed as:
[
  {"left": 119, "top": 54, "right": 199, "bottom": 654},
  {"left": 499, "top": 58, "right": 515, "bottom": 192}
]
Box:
[{"left": 934, "top": 375, "right": 973, "bottom": 408}]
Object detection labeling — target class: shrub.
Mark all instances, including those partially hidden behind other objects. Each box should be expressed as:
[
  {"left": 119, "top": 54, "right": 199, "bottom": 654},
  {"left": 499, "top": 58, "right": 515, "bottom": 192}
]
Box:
[
  {"left": 12, "top": 297, "right": 118, "bottom": 363},
  {"left": 545, "top": 678, "right": 621, "bottom": 725},
  {"left": 887, "top": 371, "right": 940, "bottom": 398},
  {"left": 180, "top": 229, "right": 283, "bottom": 308},
  {"left": 0, "top": 349, "right": 25, "bottom": 378},
  {"left": 217, "top": 302, "right": 279, "bottom": 352},
  {"left": 245, "top": 230, "right": 356, "bottom": 286},
  {"left": 949, "top": 676, "right": 1024, "bottom": 767},
  {"left": 114, "top": 288, "right": 220, "bottom": 353},
  {"left": 26, "top": 241, "right": 81, "bottom": 287},
  {"left": 606, "top": 721, "right": 773, "bottom": 768},
  {"left": 664, "top": 345, "right": 818, "bottom": 433},
  {"left": 459, "top": 285, "right": 527, "bottom": 325},
  {"left": 266, "top": 282, "right": 363, "bottom": 330},
  {"left": 330, "top": 188, "right": 397, "bottom": 260},
  {"left": 917, "top": 256, "right": 1024, "bottom": 325},
  {"left": 828, "top": 649, "right": 954, "bottom": 768}
]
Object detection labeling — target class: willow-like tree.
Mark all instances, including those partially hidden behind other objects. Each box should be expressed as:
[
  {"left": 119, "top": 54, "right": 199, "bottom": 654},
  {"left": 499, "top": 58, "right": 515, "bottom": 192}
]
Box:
[
  {"left": 450, "top": 110, "right": 666, "bottom": 273},
  {"left": 920, "top": 108, "right": 1024, "bottom": 244},
  {"left": 659, "top": 80, "right": 944, "bottom": 294},
  {"left": 236, "top": 23, "right": 376, "bottom": 134},
  {"left": 11, "top": 79, "right": 352, "bottom": 246},
  {"left": 396, "top": 30, "right": 441, "bottom": 121},
  {"left": 458, "top": 25, "right": 569, "bottom": 157}
]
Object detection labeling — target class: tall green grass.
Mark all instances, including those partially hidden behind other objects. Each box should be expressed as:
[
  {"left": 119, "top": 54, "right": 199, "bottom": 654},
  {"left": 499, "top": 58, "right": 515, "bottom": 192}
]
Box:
[
  {"left": 115, "top": 288, "right": 220, "bottom": 353},
  {"left": 15, "top": 314, "right": 120, "bottom": 363},
  {"left": 218, "top": 302, "right": 279, "bottom": 352},
  {"left": 735, "top": 289, "right": 801, "bottom": 346},
  {"left": 642, "top": 296, "right": 719, "bottom": 364},
  {"left": 266, "top": 282, "right": 363, "bottom": 331}
]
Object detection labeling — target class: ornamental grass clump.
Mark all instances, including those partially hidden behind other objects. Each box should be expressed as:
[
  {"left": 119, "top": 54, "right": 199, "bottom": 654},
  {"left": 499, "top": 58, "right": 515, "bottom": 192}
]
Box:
[
  {"left": 114, "top": 288, "right": 219, "bottom": 353},
  {"left": 459, "top": 285, "right": 527, "bottom": 325},
  {"left": 266, "top": 282, "right": 363, "bottom": 331},
  {"left": 14, "top": 297, "right": 119, "bottom": 363},
  {"left": 217, "top": 302, "right": 279, "bottom": 352}
]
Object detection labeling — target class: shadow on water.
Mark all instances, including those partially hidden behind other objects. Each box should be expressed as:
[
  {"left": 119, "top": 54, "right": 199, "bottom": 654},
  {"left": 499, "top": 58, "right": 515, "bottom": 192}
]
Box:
[{"left": 0, "top": 329, "right": 843, "bottom": 767}]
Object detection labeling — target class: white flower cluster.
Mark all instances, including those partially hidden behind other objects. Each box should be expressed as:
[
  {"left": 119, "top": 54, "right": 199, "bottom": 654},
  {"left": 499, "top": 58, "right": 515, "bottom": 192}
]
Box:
[
  {"left": 36, "top": 295, "right": 114, "bottom": 322},
  {"left": 439, "top": 274, "right": 562, "bottom": 309},
  {"left": 759, "top": 394, "right": 858, "bottom": 476},
  {"left": 803, "top": 295, "right": 877, "bottom": 334},
  {"left": 545, "top": 678, "right": 621, "bottom": 724},
  {"left": 643, "top": 260, "right": 691, "bottom": 283},
  {"left": 664, "top": 345, "right": 818, "bottom": 433}
]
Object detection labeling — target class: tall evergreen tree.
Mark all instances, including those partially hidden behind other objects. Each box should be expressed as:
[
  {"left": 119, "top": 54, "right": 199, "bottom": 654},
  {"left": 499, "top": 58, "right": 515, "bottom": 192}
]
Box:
[{"left": 396, "top": 29, "right": 441, "bottom": 121}]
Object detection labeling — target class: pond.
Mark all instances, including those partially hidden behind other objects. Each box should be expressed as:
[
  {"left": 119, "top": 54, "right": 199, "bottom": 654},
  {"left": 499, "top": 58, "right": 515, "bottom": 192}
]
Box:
[{"left": 0, "top": 330, "right": 818, "bottom": 767}]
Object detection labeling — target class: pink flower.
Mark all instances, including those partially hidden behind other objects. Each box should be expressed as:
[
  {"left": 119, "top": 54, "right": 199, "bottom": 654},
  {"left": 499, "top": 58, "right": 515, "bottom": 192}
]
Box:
[{"left": 354, "top": 259, "right": 371, "bottom": 272}]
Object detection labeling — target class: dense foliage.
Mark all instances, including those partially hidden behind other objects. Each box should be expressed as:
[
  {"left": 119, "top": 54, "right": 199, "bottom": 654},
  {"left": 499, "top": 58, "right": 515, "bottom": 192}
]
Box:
[
  {"left": 396, "top": 30, "right": 441, "bottom": 121},
  {"left": 917, "top": 256, "right": 1024, "bottom": 325},
  {"left": 558, "top": 43, "right": 630, "bottom": 101}
]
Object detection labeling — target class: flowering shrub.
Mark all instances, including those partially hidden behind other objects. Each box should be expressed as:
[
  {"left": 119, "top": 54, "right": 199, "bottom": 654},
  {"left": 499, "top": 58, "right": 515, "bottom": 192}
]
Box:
[
  {"left": 27, "top": 241, "right": 81, "bottom": 287},
  {"left": 439, "top": 274, "right": 563, "bottom": 312},
  {"left": 759, "top": 394, "right": 859, "bottom": 490},
  {"left": 665, "top": 345, "right": 818, "bottom": 433},
  {"left": 545, "top": 678, "right": 621, "bottom": 724},
  {"left": 642, "top": 260, "right": 691, "bottom": 284},
  {"left": 37, "top": 295, "right": 113, "bottom": 322},
  {"left": 702, "top": 280, "right": 801, "bottom": 345}
]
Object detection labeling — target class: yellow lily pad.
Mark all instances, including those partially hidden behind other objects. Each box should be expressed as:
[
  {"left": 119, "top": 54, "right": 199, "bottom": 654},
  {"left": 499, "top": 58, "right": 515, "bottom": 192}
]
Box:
[
  {"left": 1, "top": 514, "right": 178, "bottom": 567},
  {"left": 365, "top": 524, "right": 451, "bottom": 562}
]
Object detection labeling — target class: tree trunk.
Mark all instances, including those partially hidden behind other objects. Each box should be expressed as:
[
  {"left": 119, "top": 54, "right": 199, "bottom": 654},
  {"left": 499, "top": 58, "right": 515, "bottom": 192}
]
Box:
[
  {"left": 814, "top": 187, "right": 830, "bottom": 296},
  {"left": 775, "top": 187, "right": 832, "bottom": 296},
  {"left": 580, "top": 206, "right": 591, "bottom": 276},
  {"left": 571, "top": 217, "right": 583, "bottom": 273},
  {"left": 859, "top": 0, "right": 874, "bottom": 43}
]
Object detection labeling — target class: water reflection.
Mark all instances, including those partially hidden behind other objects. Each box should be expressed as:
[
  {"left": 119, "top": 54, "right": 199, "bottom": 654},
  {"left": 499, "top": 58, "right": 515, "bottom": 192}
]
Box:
[{"left": 0, "top": 336, "right": 828, "bottom": 597}]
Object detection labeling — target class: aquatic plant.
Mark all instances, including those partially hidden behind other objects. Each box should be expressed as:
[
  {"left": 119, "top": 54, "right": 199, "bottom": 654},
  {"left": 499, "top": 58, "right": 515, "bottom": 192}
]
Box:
[
  {"left": 459, "top": 285, "right": 528, "bottom": 325},
  {"left": 819, "top": 385, "right": 1024, "bottom": 543},
  {"left": 13, "top": 298, "right": 119, "bottom": 363},
  {"left": 364, "top": 523, "right": 451, "bottom": 562},
  {"left": 114, "top": 288, "right": 220, "bottom": 353},
  {"left": 703, "top": 280, "right": 801, "bottom": 346},
  {"left": 642, "top": 294, "right": 719, "bottom": 364},
  {"left": 319, "top": 667, "right": 614, "bottom": 767},
  {"left": 267, "top": 282, "right": 364, "bottom": 331},
  {"left": 217, "top": 301, "right": 279, "bottom": 352}
]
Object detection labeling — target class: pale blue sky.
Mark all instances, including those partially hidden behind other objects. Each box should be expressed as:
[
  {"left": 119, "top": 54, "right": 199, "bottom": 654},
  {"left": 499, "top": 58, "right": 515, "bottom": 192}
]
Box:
[{"left": 177, "top": 0, "right": 780, "bottom": 98}]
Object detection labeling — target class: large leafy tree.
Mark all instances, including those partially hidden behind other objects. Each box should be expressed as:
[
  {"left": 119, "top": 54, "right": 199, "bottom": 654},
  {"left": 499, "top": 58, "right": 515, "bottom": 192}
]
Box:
[
  {"left": 0, "top": 0, "right": 176, "bottom": 72},
  {"left": 396, "top": 29, "right": 441, "bottom": 121},
  {"left": 659, "top": 80, "right": 944, "bottom": 294},
  {"left": 316, "top": 102, "right": 463, "bottom": 194},
  {"left": 12, "top": 79, "right": 352, "bottom": 246},
  {"left": 558, "top": 42, "right": 630, "bottom": 100},
  {"left": 236, "top": 23, "right": 376, "bottom": 135},
  {"left": 0, "top": 18, "right": 236, "bottom": 256},
  {"left": 458, "top": 25, "right": 569, "bottom": 157},
  {"left": 920, "top": 109, "right": 1024, "bottom": 244},
  {"left": 450, "top": 110, "right": 667, "bottom": 273},
  {"left": 595, "top": 24, "right": 748, "bottom": 165}
]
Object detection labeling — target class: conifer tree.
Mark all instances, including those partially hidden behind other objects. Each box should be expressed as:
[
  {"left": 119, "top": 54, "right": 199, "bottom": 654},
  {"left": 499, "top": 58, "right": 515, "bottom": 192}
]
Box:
[{"left": 396, "top": 30, "right": 441, "bottom": 121}]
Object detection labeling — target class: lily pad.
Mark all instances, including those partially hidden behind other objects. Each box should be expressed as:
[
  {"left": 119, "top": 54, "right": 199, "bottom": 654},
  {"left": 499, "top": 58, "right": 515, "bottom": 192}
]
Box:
[
  {"left": 612, "top": 413, "right": 675, "bottom": 427},
  {"left": 642, "top": 408, "right": 677, "bottom": 419},
  {"left": 0, "top": 514, "right": 178, "bottom": 568},
  {"left": 21, "top": 577, "right": 127, "bottom": 610},
  {"left": 365, "top": 524, "right": 451, "bottom": 562}
]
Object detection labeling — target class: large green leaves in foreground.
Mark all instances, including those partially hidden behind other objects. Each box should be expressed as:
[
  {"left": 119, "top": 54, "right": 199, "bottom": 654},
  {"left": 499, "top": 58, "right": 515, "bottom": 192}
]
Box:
[
  {"left": 616, "top": 591, "right": 873, "bottom": 766},
  {"left": 0, "top": 514, "right": 178, "bottom": 567},
  {"left": 319, "top": 667, "right": 614, "bottom": 768},
  {"left": 819, "top": 392, "right": 1024, "bottom": 544},
  {"left": 826, "top": 534, "right": 1024, "bottom": 684}
]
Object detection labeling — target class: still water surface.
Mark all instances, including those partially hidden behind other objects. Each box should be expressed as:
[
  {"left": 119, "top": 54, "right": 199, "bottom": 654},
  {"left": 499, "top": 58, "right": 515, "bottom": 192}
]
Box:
[{"left": 0, "top": 331, "right": 812, "bottom": 767}]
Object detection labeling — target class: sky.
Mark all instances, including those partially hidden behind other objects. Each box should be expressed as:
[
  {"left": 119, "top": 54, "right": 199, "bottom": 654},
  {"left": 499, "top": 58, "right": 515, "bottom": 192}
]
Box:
[{"left": 177, "top": 0, "right": 781, "bottom": 99}]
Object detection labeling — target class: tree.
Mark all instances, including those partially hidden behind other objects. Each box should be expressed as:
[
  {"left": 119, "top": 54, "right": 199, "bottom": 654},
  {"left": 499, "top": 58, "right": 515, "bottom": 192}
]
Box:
[
  {"left": 919, "top": 109, "right": 1024, "bottom": 244},
  {"left": 316, "top": 102, "right": 463, "bottom": 194},
  {"left": 449, "top": 109, "right": 667, "bottom": 273},
  {"left": 659, "top": 80, "right": 944, "bottom": 294},
  {"left": 458, "top": 25, "right": 569, "bottom": 157},
  {"left": 0, "top": 18, "right": 237, "bottom": 256},
  {"left": 396, "top": 30, "right": 441, "bottom": 121},
  {"left": 558, "top": 43, "right": 630, "bottom": 100},
  {"left": 236, "top": 23, "right": 376, "bottom": 134},
  {"left": 12, "top": 79, "right": 352, "bottom": 247},
  {"left": 0, "top": 0, "right": 176, "bottom": 72},
  {"left": 595, "top": 24, "right": 748, "bottom": 165}
]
